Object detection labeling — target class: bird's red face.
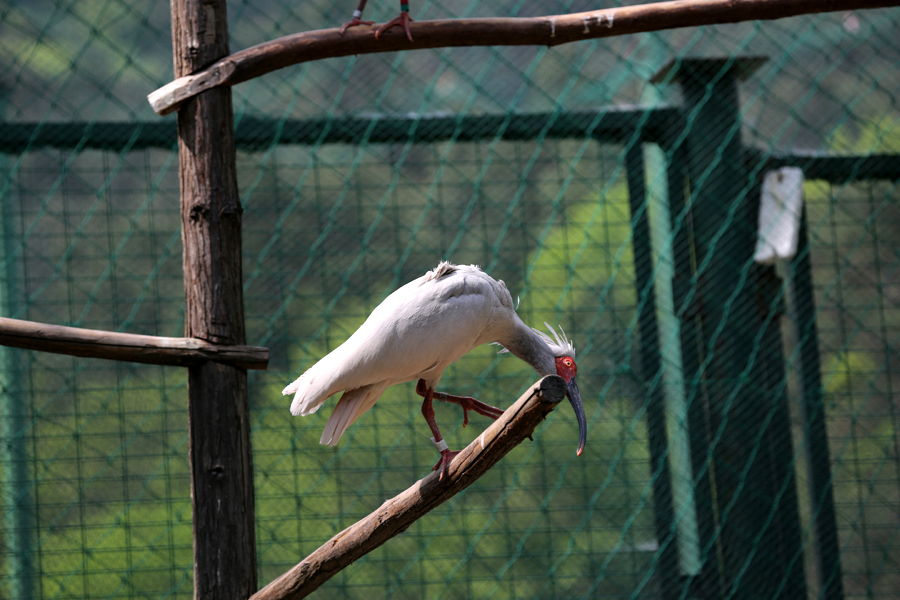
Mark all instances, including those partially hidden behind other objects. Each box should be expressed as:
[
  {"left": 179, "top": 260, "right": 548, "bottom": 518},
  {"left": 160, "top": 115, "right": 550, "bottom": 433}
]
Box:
[
  {"left": 555, "top": 356, "right": 577, "bottom": 383},
  {"left": 555, "top": 356, "right": 585, "bottom": 457}
]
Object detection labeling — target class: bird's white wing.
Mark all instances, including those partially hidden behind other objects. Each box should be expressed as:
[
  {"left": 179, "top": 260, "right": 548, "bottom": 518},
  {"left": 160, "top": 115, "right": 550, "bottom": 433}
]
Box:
[{"left": 285, "top": 264, "right": 513, "bottom": 439}]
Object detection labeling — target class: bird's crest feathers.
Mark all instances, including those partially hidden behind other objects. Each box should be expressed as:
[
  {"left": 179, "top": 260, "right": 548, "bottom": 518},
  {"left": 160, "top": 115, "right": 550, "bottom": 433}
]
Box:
[
  {"left": 495, "top": 322, "right": 576, "bottom": 358},
  {"left": 421, "top": 260, "right": 464, "bottom": 284},
  {"left": 535, "top": 322, "right": 576, "bottom": 357}
]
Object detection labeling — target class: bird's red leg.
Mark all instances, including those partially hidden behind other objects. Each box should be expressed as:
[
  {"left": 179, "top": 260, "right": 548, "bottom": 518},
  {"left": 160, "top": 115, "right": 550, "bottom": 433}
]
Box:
[
  {"left": 415, "top": 379, "right": 504, "bottom": 427},
  {"left": 340, "top": 0, "right": 375, "bottom": 34},
  {"left": 418, "top": 379, "right": 459, "bottom": 481},
  {"left": 375, "top": 0, "right": 414, "bottom": 41},
  {"left": 434, "top": 392, "right": 504, "bottom": 426}
]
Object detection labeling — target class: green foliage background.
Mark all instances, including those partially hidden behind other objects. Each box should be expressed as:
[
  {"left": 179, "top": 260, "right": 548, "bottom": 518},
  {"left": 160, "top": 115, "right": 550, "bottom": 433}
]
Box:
[{"left": 1, "top": 1, "right": 899, "bottom": 599}]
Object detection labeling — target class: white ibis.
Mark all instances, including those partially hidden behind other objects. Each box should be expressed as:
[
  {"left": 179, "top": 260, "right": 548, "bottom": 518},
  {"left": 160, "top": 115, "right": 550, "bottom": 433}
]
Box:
[
  {"left": 340, "top": 0, "right": 414, "bottom": 41},
  {"left": 283, "top": 261, "right": 586, "bottom": 480}
]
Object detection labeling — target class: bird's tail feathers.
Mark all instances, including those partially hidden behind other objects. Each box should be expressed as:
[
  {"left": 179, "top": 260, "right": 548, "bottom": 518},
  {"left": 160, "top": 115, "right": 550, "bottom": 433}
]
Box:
[
  {"left": 285, "top": 371, "right": 331, "bottom": 417},
  {"left": 282, "top": 376, "right": 304, "bottom": 397},
  {"left": 320, "top": 385, "right": 383, "bottom": 446}
]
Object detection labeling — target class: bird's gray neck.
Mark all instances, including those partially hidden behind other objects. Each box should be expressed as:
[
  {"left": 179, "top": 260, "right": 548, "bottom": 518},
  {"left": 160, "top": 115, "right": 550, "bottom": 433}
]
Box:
[{"left": 500, "top": 317, "right": 556, "bottom": 377}]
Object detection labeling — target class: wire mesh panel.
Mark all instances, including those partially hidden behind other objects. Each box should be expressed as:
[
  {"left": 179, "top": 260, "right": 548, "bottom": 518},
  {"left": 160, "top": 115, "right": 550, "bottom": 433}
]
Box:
[
  {"left": 1, "top": 146, "right": 192, "bottom": 598},
  {"left": 801, "top": 178, "right": 900, "bottom": 599},
  {"left": 2, "top": 1, "right": 900, "bottom": 599}
]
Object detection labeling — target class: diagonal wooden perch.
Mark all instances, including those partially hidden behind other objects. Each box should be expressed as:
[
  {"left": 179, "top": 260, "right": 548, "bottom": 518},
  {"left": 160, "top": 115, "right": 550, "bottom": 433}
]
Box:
[
  {"left": 251, "top": 375, "right": 568, "bottom": 600},
  {"left": 0, "top": 317, "right": 269, "bottom": 370},
  {"left": 148, "top": 0, "right": 899, "bottom": 116}
]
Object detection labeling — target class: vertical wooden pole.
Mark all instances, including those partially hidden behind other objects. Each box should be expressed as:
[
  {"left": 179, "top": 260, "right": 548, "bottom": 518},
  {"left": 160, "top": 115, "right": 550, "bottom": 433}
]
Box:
[{"left": 169, "top": 1, "right": 257, "bottom": 598}]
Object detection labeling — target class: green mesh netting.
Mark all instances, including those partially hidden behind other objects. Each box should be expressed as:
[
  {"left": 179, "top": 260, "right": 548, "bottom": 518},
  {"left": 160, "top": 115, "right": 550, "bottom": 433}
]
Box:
[{"left": 2, "top": 2, "right": 900, "bottom": 599}]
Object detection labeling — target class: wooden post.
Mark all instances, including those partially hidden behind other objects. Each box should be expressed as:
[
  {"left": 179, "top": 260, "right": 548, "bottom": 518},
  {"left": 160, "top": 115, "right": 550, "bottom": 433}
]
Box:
[{"left": 169, "top": 0, "right": 257, "bottom": 598}]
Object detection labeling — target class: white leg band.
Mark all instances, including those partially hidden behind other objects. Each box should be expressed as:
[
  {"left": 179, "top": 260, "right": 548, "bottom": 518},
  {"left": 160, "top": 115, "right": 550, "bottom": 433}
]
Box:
[
  {"left": 352, "top": 9, "right": 362, "bottom": 18},
  {"left": 431, "top": 437, "right": 449, "bottom": 452}
]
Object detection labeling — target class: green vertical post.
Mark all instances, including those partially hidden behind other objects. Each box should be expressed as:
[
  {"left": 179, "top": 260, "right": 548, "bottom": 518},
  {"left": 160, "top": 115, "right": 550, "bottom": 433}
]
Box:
[
  {"left": 625, "top": 141, "right": 680, "bottom": 600},
  {"left": 640, "top": 46, "right": 702, "bottom": 583},
  {"left": 788, "top": 207, "right": 845, "bottom": 600},
  {"left": 659, "top": 127, "right": 723, "bottom": 600},
  {"left": 652, "top": 57, "right": 806, "bottom": 599},
  {"left": 0, "top": 87, "right": 34, "bottom": 599}
]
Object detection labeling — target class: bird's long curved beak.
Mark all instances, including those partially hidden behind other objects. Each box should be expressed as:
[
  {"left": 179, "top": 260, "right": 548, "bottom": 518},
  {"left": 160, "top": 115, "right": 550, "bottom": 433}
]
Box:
[{"left": 567, "top": 378, "right": 586, "bottom": 456}]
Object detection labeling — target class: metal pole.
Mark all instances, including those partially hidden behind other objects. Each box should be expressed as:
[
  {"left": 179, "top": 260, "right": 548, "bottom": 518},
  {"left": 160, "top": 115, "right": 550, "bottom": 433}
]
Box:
[
  {"left": 0, "top": 85, "right": 35, "bottom": 600},
  {"left": 787, "top": 207, "right": 845, "bottom": 600},
  {"left": 640, "top": 46, "right": 702, "bottom": 580},
  {"left": 625, "top": 141, "right": 681, "bottom": 600}
]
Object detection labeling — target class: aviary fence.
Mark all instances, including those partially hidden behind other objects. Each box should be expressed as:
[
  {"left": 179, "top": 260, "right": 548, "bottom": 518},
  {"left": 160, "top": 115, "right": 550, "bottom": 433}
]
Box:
[{"left": 2, "top": 1, "right": 900, "bottom": 599}]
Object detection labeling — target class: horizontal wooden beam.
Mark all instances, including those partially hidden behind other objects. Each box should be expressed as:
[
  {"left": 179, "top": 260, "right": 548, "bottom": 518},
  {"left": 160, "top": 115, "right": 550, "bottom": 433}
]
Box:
[
  {"left": 148, "top": 0, "right": 899, "bottom": 116},
  {"left": 251, "top": 375, "right": 568, "bottom": 600},
  {"left": 0, "top": 317, "right": 268, "bottom": 370}
]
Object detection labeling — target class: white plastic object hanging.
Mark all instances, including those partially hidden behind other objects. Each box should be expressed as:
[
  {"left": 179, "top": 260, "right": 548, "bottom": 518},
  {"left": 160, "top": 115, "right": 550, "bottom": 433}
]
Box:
[{"left": 754, "top": 166, "right": 805, "bottom": 264}]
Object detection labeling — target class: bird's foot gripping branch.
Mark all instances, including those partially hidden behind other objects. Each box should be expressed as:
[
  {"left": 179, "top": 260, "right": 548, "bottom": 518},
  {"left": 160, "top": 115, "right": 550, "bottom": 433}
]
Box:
[{"left": 252, "top": 375, "right": 567, "bottom": 600}]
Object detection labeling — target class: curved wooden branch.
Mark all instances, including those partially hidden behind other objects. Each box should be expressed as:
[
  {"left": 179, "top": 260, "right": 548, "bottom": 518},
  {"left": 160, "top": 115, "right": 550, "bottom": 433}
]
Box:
[
  {"left": 149, "top": 0, "right": 899, "bottom": 116},
  {"left": 251, "top": 375, "right": 568, "bottom": 600},
  {"left": 0, "top": 317, "right": 269, "bottom": 370}
]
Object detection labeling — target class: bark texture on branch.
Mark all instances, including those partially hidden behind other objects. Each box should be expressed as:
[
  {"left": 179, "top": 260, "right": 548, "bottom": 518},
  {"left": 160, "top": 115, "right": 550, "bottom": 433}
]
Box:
[
  {"left": 0, "top": 317, "right": 268, "bottom": 370},
  {"left": 148, "top": 0, "right": 899, "bottom": 115},
  {"left": 251, "top": 375, "right": 568, "bottom": 600}
]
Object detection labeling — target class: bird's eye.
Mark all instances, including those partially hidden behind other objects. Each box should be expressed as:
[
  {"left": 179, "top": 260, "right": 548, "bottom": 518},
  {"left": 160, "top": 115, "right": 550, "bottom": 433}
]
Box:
[{"left": 565, "top": 359, "right": 573, "bottom": 367}]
